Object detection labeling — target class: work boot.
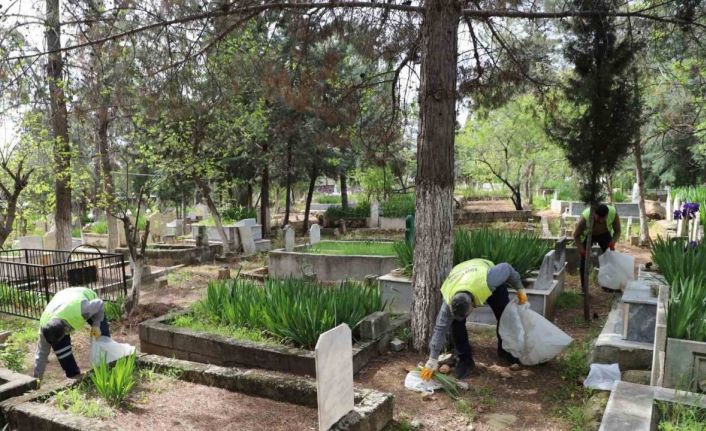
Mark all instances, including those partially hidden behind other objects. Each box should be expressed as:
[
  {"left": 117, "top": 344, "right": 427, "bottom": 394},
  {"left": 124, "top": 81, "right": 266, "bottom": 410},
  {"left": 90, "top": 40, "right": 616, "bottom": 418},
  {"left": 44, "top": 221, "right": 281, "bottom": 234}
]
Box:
[
  {"left": 498, "top": 348, "right": 520, "bottom": 365},
  {"left": 453, "top": 359, "right": 476, "bottom": 380}
]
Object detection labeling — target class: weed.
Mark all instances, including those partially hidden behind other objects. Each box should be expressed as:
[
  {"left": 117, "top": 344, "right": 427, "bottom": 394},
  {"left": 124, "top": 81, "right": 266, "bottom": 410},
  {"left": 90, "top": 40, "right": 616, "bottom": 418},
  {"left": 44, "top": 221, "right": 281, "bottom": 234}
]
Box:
[
  {"left": 171, "top": 314, "right": 279, "bottom": 345},
  {"left": 54, "top": 386, "right": 113, "bottom": 419},
  {"left": 0, "top": 325, "right": 37, "bottom": 372},
  {"left": 556, "top": 291, "right": 583, "bottom": 310},
  {"left": 383, "top": 418, "right": 417, "bottom": 431},
  {"left": 91, "top": 353, "right": 136, "bottom": 406},
  {"left": 105, "top": 296, "right": 125, "bottom": 322},
  {"left": 167, "top": 270, "right": 193, "bottom": 285},
  {"left": 307, "top": 241, "right": 397, "bottom": 256},
  {"left": 565, "top": 405, "right": 586, "bottom": 431},
  {"left": 395, "top": 326, "right": 411, "bottom": 343},
  {"left": 454, "top": 399, "right": 476, "bottom": 422},
  {"left": 658, "top": 399, "right": 706, "bottom": 431}
]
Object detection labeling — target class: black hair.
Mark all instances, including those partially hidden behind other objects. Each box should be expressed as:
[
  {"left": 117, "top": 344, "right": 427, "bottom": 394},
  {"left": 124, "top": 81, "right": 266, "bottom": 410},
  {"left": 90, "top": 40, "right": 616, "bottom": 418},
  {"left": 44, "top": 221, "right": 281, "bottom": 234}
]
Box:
[
  {"left": 41, "top": 318, "right": 67, "bottom": 345},
  {"left": 596, "top": 204, "right": 609, "bottom": 217},
  {"left": 451, "top": 292, "right": 472, "bottom": 320}
]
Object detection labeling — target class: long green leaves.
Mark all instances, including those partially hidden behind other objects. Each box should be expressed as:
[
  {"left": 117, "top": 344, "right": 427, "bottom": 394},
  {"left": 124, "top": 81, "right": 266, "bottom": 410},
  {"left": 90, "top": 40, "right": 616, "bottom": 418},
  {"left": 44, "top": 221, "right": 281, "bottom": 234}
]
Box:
[
  {"left": 90, "top": 353, "right": 136, "bottom": 406},
  {"left": 194, "top": 278, "right": 384, "bottom": 349},
  {"left": 307, "top": 241, "right": 397, "bottom": 256},
  {"left": 673, "top": 186, "right": 706, "bottom": 226},
  {"left": 393, "top": 241, "right": 414, "bottom": 276},
  {"left": 453, "top": 229, "right": 551, "bottom": 279},
  {"left": 651, "top": 237, "right": 706, "bottom": 341}
]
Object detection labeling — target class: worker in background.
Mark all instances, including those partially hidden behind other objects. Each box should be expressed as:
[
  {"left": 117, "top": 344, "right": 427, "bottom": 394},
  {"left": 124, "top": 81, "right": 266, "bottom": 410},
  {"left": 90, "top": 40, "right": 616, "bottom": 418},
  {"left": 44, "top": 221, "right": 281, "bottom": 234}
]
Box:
[
  {"left": 33, "top": 287, "right": 110, "bottom": 379},
  {"left": 573, "top": 203, "right": 621, "bottom": 289},
  {"left": 420, "top": 259, "right": 528, "bottom": 380}
]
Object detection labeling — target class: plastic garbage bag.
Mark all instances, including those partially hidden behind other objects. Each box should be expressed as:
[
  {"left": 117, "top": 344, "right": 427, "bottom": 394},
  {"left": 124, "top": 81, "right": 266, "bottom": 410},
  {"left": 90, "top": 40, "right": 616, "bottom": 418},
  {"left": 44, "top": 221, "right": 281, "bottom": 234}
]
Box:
[
  {"left": 90, "top": 336, "right": 135, "bottom": 365},
  {"left": 583, "top": 363, "right": 621, "bottom": 390},
  {"left": 498, "top": 302, "right": 573, "bottom": 366},
  {"left": 598, "top": 250, "right": 634, "bottom": 291},
  {"left": 404, "top": 369, "right": 443, "bottom": 394}
]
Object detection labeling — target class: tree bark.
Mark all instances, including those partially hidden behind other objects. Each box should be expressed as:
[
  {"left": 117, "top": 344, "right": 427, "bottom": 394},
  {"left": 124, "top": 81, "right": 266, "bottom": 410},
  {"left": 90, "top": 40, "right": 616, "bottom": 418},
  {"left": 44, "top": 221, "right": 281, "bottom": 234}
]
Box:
[
  {"left": 0, "top": 162, "right": 32, "bottom": 247},
  {"left": 303, "top": 165, "right": 318, "bottom": 234},
  {"left": 122, "top": 218, "right": 149, "bottom": 317},
  {"left": 340, "top": 173, "right": 349, "bottom": 209},
  {"left": 46, "top": 0, "right": 72, "bottom": 251},
  {"left": 261, "top": 143, "right": 270, "bottom": 238},
  {"left": 522, "top": 162, "right": 535, "bottom": 207},
  {"left": 411, "top": 0, "right": 460, "bottom": 353},
  {"left": 196, "top": 179, "right": 232, "bottom": 254},
  {"left": 284, "top": 179, "right": 292, "bottom": 226},
  {"left": 97, "top": 106, "right": 120, "bottom": 252},
  {"left": 583, "top": 208, "right": 594, "bottom": 321}
]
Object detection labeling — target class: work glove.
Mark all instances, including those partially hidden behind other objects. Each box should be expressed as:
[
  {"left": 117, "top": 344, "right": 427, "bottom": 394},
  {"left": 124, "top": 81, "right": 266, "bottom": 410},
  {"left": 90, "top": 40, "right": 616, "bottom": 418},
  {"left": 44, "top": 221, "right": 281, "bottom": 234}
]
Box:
[
  {"left": 517, "top": 289, "right": 528, "bottom": 305},
  {"left": 608, "top": 242, "right": 616, "bottom": 251},
  {"left": 90, "top": 327, "right": 101, "bottom": 340},
  {"left": 420, "top": 358, "right": 438, "bottom": 381}
]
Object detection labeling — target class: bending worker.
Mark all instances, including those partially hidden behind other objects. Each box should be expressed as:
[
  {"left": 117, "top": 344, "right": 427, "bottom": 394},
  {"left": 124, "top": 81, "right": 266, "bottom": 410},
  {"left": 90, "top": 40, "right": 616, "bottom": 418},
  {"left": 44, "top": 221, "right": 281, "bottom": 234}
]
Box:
[
  {"left": 421, "top": 259, "right": 528, "bottom": 380},
  {"left": 33, "top": 287, "right": 110, "bottom": 379},
  {"left": 573, "top": 203, "right": 621, "bottom": 289}
]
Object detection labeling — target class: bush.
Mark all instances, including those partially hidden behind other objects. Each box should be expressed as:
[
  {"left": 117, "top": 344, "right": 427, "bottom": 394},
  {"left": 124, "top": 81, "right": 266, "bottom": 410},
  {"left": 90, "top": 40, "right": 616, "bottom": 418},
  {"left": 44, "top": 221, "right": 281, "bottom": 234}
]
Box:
[
  {"left": 315, "top": 195, "right": 342, "bottom": 204},
  {"left": 324, "top": 202, "right": 370, "bottom": 219},
  {"left": 90, "top": 353, "right": 136, "bottom": 406},
  {"left": 394, "top": 241, "right": 413, "bottom": 276},
  {"left": 86, "top": 221, "right": 108, "bottom": 234},
  {"left": 380, "top": 194, "right": 415, "bottom": 218},
  {"left": 220, "top": 206, "right": 257, "bottom": 223},
  {"left": 195, "top": 278, "right": 384, "bottom": 349}
]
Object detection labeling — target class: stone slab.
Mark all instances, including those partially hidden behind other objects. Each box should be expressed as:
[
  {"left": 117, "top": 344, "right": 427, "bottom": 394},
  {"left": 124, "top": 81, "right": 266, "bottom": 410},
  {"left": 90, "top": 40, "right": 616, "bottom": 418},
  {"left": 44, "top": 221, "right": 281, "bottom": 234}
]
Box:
[
  {"left": 0, "top": 368, "right": 38, "bottom": 402},
  {"left": 590, "top": 299, "right": 653, "bottom": 370},
  {"left": 316, "top": 324, "right": 355, "bottom": 431},
  {"left": 664, "top": 337, "right": 706, "bottom": 392},
  {"left": 378, "top": 272, "right": 413, "bottom": 313}
]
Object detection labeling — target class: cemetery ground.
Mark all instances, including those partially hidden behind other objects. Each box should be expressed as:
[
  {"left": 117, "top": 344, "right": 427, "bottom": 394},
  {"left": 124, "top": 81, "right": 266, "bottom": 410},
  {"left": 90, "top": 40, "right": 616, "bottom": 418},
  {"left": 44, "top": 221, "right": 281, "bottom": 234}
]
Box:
[{"left": 0, "top": 244, "right": 649, "bottom": 431}]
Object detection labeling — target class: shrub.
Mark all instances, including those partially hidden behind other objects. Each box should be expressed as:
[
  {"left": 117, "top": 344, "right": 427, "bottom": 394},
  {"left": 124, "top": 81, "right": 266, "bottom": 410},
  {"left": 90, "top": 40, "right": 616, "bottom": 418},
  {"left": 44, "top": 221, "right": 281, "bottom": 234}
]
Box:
[
  {"left": 394, "top": 241, "right": 413, "bottom": 276},
  {"left": 105, "top": 296, "right": 125, "bottom": 322},
  {"left": 90, "top": 353, "right": 136, "bottom": 406},
  {"left": 673, "top": 186, "right": 706, "bottom": 226},
  {"left": 195, "top": 278, "right": 384, "bottom": 349},
  {"left": 315, "top": 195, "right": 342, "bottom": 204},
  {"left": 220, "top": 206, "right": 257, "bottom": 223},
  {"left": 86, "top": 221, "right": 108, "bottom": 234},
  {"left": 380, "top": 194, "right": 415, "bottom": 218},
  {"left": 324, "top": 202, "right": 370, "bottom": 219}
]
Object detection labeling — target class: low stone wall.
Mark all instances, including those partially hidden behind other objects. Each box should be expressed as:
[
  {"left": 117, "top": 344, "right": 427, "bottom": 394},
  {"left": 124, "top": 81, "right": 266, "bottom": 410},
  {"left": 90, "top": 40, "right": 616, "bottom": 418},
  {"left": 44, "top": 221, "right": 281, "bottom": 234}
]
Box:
[
  {"left": 0, "top": 355, "right": 393, "bottom": 431},
  {"left": 140, "top": 311, "right": 408, "bottom": 376},
  {"left": 378, "top": 217, "right": 406, "bottom": 230},
  {"left": 268, "top": 243, "right": 398, "bottom": 281},
  {"left": 455, "top": 209, "right": 532, "bottom": 223},
  {"left": 0, "top": 368, "right": 38, "bottom": 403},
  {"left": 116, "top": 244, "right": 221, "bottom": 266}
]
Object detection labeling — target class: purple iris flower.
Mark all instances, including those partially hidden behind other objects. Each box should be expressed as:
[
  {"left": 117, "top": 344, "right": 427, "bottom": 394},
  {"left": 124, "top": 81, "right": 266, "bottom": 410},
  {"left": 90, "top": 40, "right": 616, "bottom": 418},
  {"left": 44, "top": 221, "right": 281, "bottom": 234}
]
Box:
[{"left": 674, "top": 209, "right": 682, "bottom": 220}]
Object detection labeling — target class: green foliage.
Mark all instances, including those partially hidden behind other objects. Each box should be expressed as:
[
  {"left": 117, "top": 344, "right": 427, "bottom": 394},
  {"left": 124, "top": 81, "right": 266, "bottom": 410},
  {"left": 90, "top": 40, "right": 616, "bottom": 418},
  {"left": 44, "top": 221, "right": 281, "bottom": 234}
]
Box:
[
  {"left": 220, "top": 206, "right": 257, "bottom": 223},
  {"left": 324, "top": 202, "right": 370, "bottom": 219},
  {"left": 54, "top": 386, "right": 113, "bottom": 419},
  {"left": 380, "top": 194, "right": 415, "bottom": 218},
  {"left": 172, "top": 314, "right": 278, "bottom": 345},
  {"left": 650, "top": 237, "right": 706, "bottom": 286},
  {"left": 0, "top": 286, "right": 45, "bottom": 313},
  {"left": 666, "top": 276, "right": 706, "bottom": 341},
  {"left": 90, "top": 353, "right": 136, "bottom": 406},
  {"left": 315, "top": 195, "right": 342, "bottom": 204},
  {"left": 105, "top": 296, "right": 125, "bottom": 322},
  {"left": 0, "top": 325, "right": 37, "bottom": 372},
  {"left": 393, "top": 241, "right": 414, "bottom": 276},
  {"left": 71, "top": 227, "right": 82, "bottom": 238},
  {"left": 194, "top": 278, "right": 384, "bottom": 349},
  {"left": 658, "top": 400, "right": 706, "bottom": 431},
  {"left": 456, "top": 185, "right": 508, "bottom": 200},
  {"left": 556, "top": 291, "right": 583, "bottom": 310},
  {"left": 85, "top": 221, "right": 108, "bottom": 234},
  {"left": 307, "top": 241, "right": 397, "bottom": 256},
  {"left": 453, "top": 229, "right": 552, "bottom": 278},
  {"left": 674, "top": 186, "right": 706, "bottom": 225},
  {"left": 612, "top": 189, "right": 630, "bottom": 203}
]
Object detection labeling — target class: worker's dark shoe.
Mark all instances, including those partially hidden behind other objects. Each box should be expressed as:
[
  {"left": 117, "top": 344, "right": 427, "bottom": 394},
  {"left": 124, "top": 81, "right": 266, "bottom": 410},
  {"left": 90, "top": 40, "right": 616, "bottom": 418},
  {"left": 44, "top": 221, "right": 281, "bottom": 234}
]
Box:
[
  {"left": 453, "top": 360, "right": 476, "bottom": 380},
  {"left": 498, "top": 348, "right": 520, "bottom": 365}
]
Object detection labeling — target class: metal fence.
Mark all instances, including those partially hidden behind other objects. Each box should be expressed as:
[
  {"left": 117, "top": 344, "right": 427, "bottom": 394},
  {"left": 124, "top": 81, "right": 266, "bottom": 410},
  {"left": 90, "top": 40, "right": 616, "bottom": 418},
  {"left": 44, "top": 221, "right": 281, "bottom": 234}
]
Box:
[{"left": 0, "top": 248, "right": 127, "bottom": 320}]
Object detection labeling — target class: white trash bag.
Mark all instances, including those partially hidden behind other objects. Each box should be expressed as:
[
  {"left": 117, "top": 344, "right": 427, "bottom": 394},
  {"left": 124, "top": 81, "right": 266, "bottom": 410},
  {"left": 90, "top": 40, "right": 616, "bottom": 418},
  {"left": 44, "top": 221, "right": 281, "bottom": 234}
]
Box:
[
  {"left": 583, "top": 363, "right": 621, "bottom": 390},
  {"left": 404, "top": 370, "right": 443, "bottom": 394},
  {"left": 598, "top": 250, "right": 634, "bottom": 291},
  {"left": 90, "top": 336, "right": 135, "bottom": 365},
  {"left": 498, "top": 302, "right": 573, "bottom": 366}
]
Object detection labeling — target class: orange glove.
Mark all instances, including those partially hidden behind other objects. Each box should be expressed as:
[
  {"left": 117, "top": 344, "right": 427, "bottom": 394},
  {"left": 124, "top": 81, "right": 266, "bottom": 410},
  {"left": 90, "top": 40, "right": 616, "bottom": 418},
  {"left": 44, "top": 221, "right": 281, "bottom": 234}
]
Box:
[
  {"left": 608, "top": 242, "right": 616, "bottom": 251},
  {"left": 517, "top": 289, "right": 528, "bottom": 305}
]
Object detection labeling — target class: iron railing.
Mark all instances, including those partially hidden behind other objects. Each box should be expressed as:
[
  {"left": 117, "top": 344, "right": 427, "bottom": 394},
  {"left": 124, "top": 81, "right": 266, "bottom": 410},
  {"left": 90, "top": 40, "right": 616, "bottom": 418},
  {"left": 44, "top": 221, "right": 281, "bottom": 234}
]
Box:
[{"left": 0, "top": 248, "right": 127, "bottom": 320}]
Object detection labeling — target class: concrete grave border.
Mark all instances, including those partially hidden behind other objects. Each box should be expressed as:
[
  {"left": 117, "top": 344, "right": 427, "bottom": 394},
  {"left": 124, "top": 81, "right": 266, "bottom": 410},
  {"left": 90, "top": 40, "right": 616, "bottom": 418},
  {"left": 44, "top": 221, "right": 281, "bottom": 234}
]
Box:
[
  {"left": 0, "top": 368, "right": 38, "bottom": 403},
  {"left": 1, "top": 355, "right": 393, "bottom": 431},
  {"left": 268, "top": 240, "right": 399, "bottom": 281},
  {"left": 140, "top": 310, "right": 409, "bottom": 376}
]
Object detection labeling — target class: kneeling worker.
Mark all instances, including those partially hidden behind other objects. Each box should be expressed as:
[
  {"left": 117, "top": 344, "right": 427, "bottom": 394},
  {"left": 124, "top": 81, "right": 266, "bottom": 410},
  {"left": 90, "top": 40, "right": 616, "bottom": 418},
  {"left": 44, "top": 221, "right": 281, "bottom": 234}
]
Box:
[
  {"left": 33, "top": 287, "right": 110, "bottom": 379},
  {"left": 421, "top": 259, "right": 527, "bottom": 380}
]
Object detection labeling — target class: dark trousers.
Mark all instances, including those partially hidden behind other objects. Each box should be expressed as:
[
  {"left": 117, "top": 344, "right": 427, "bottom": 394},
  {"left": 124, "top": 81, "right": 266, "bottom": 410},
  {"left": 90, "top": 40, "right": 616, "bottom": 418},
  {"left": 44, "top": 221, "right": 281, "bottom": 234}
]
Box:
[
  {"left": 579, "top": 231, "right": 612, "bottom": 289},
  {"left": 451, "top": 284, "right": 516, "bottom": 365},
  {"left": 51, "top": 317, "right": 110, "bottom": 378}
]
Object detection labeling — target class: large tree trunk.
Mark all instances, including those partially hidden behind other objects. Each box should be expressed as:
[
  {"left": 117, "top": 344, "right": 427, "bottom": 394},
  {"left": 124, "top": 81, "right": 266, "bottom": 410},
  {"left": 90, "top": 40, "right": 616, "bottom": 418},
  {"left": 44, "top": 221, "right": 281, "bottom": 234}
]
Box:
[
  {"left": 260, "top": 143, "right": 270, "bottom": 238},
  {"left": 284, "top": 140, "right": 293, "bottom": 226},
  {"left": 303, "top": 165, "right": 318, "bottom": 234},
  {"left": 97, "top": 106, "right": 120, "bottom": 252},
  {"left": 46, "top": 0, "right": 72, "bottom": 251},
  {"left": 583, "top": 208, "right": 594, "bottom": 321},
  {"left": 196, "top": 179, "right": 232, "bottom": 254},
  {"left": 340, "top": 173, "right": 349, "bottom": 209},
  {"left": 0, "top": 162, "right": 32, "bottom": 247},
  {"left": 411, "top": 0, "right": 459, "bottom": 353},
  {"left": 122, "top": 218, "right": 149, "bottom": 317},
  {"left": 522, "top": 162, "right": 535, "bottom": 207}
]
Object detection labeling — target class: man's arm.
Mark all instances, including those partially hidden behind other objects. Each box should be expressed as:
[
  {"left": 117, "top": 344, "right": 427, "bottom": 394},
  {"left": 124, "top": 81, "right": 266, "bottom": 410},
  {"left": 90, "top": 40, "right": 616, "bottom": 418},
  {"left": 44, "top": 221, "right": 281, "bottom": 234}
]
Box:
[
  {"left": 611, "top": 214, "right": 621, "bottom": 244},
  {"left": 33, "top": 333, "right": 51, "bottom": 378},
  {"left": 487, "top": 263, "right": 523, "bottom": 291},
  {"left": 573, "top": 217, "right": 587, "bottom": 254},
  {"left": 428, "top": 303, "right": 454, "bottom": 360},
  {"left": 81, "top": 299, "right": 104, "bottom": 328}
]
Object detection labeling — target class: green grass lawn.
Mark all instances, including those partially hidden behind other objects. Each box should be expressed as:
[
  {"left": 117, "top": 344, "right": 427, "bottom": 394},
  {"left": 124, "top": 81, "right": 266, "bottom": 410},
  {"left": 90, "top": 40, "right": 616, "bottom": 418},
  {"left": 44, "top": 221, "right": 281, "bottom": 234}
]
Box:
[{"left": 306, "top": 241, "right": 397, "bottom": 256}]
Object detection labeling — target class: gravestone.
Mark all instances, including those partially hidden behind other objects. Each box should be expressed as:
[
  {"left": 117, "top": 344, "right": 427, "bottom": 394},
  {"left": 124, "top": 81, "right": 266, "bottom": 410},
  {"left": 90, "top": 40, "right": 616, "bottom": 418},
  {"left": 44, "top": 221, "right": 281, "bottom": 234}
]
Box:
[
  {"left": 676, "top": 218, "right": 684, "bottom": 237},
  {"left": 43, "top": 229, "right": 57, "bottom": 250},
  {"left": 674, "top": 196, "right": 682, "bottom": 219},
  {"left": 369, "top": 201, "right": 380, "bottom": 228},
  {"left": 692, "top": 214, "right": 700, "bottom": 242},
  {"left": 315, "top": 324, "right": 354, "bottom": 431},
  {"left": 239, "top": 225, "right": 257, "bottom": 255},
  {"left": 665, "top": 188, "right": 672, "bottom": 221},
  {"left": 309, "top": 224, "right": 321, "bottom": 245},
  {"left": 625, "top": 217, "right": 633, "bottom": 241},
  {"left": 235, "top": 218, "right": 262, "bottom": 241},
  {"left": 193, "top": 203, "right": 209, "bottom": 218},
  {"left": 534, "top": 250, "right": 555, "bottom": 290},
  {"left": 554, "top": 238, "right": 567, "bottom": 272},
  {"left": 166, "top": 219, "right": 184, "bottom": 237},
  {"left": 18, "top": 236, "right": 43, "bottom": 249},
  {"left": 284, "top": 226, "right": 295, "bottom": 251},
  {"left": 631, "top": 183, "right": 639, "bottom": 203}
]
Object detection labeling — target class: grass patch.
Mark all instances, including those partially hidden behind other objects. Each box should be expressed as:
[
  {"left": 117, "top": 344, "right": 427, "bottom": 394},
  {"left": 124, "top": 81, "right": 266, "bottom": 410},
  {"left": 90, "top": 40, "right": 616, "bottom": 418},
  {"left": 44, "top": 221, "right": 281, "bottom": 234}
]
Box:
[
  {"left": 380, "top": 194, "right": 415, "bottom": 218},
  {"left": 85, "top": 221, "right": 108, "bottom": 234},
  {"left": 324, "top": 202, "right": 370, "bottom": 220},
  {"left": 315, "top": 195, "right": 342, "bottom": 204},
  {"left": 657, "top": 400, "right": 706, "bottom": 431},
  {"left": 167, "top": 270, "right": 193, "bottom": 285},
  {"left": 0, "top": 323, "right": 38, "bottom": 372},
  {"left": 556, "top": 291, "right": 583, "bottom": 310},
  {"left": 171, "top": 314, "right": 280, "bottom": 346},
  {"left": 306, "top": 241, "right": 397, "bottom": 256},
  {"left": 54, "top": 385, "right": 114, "bottom": 419}
]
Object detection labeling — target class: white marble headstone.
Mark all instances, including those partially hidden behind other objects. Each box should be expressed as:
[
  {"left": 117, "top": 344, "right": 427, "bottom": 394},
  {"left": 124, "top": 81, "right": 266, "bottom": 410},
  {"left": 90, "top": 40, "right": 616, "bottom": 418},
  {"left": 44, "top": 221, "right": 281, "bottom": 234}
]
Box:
[
  {"left": 18, "top": 236, "right": 43, "bottom": 249},
  {"left": 193, "top": 203, "right": 209, "bottom": 218},
  {"left": 625, "top": 217, "right": 633, "bottom": 240},
  {"left": 309, "top": 224, "right": 321, "bottom": 245},
  {"left": 315, "top": 324, "right": 354, "bottom": 431},
  {"left": 665, "top": 188, "right": 672, "bottom": 221},
  {"left": 370, "top": 201, "right": 380, "bottom": 228},
  {"left": 284, "top": 226, "right": 295, "bottom": 251},
  {"left": 238, "top": 225, "right": 257, "bottom": 255},
  {"left": 533, "top": 250, "right": 555, "bottom": 290}
]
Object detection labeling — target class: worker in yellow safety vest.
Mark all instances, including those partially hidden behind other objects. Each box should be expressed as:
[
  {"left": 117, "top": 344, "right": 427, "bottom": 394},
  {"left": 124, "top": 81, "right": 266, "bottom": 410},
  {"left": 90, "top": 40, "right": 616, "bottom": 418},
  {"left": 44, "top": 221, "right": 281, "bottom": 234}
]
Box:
[
  {"left": 420, "top": 259, "right": 528, "bottom": 381},
  {"left": 33, "top": 287, "right": 111, "bottom": 379},
  {"left": 573, "top": 204, "right": 621, "bottom": 290}
]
